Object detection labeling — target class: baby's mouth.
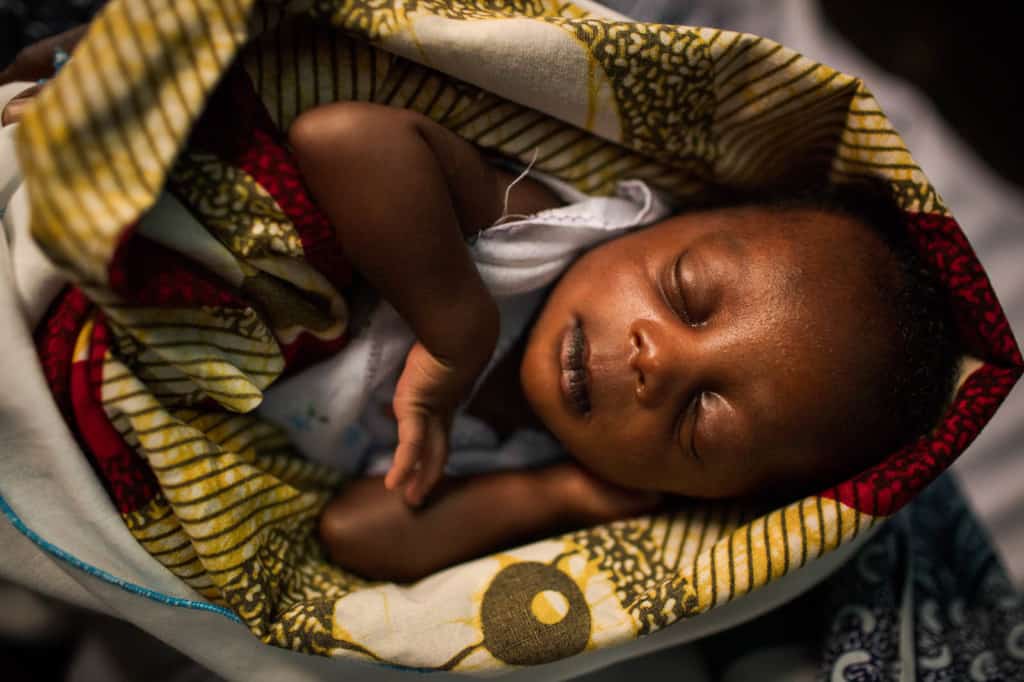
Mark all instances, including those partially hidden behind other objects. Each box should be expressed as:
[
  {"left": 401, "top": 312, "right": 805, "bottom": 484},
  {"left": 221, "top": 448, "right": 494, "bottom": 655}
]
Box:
[{"left": 559, "top": 317, "right": 591, "bottom": 416}]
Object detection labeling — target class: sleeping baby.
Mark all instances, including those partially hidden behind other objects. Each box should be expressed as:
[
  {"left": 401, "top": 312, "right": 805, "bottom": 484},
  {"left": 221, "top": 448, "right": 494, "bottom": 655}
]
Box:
[
  {"left": 2, "top": 67, "right": 958, "bottom": 583},
  {"left": 273, "top": 101, "right": 959, "bottom": 582}
]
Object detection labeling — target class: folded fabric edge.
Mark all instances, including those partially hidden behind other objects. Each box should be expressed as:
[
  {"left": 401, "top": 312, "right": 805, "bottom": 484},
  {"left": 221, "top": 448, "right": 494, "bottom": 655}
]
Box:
[{"left": 0, "top": 492, "right": 241, "bottom": 623}]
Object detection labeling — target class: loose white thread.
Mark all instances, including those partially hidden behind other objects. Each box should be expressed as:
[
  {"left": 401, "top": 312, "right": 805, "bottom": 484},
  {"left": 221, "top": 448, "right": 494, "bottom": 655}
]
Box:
[{"left": 494, "top": 146, "right": 541, "bottom": 225}]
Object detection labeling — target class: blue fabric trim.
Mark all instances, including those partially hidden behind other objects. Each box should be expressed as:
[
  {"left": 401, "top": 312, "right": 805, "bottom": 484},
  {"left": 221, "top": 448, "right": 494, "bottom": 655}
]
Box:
[
  {"left": 0, "top": 494, "right": 455, "bottom": 671},
  {"left": 0, "top": 493, "right": 241, "bottom": 623}
]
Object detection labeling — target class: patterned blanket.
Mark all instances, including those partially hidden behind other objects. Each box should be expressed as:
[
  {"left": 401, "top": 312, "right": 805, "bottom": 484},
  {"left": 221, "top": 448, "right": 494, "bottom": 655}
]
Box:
[
  {"left": 15, "top": 0, "right": 1022, "bottom": 672},
  {"left": 818, "top": 473, "right": 1024, "bottom": 681}
]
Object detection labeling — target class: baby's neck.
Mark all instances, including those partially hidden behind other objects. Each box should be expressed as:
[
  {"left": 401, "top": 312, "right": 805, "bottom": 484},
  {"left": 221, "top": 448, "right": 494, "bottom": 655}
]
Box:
[{"left": 464, "top": 334, "right": 545, "bottom": 438}]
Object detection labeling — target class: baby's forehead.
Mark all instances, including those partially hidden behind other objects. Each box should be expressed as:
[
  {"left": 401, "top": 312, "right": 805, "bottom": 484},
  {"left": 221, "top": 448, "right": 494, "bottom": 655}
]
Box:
[
  {"left": 664, "top": 203, "right": 858, "bottom": 251},
  {"left": 722, "top": 203, "right": 873, "bottom": 243},
  {"left": 718, "top": 206, "right": 889, "bottom": 281},
  {"left": 643, "top": 205, "right": 893, "bottom": 318},
  {"left": 709, "top": 210, "right": 891, "bottom": 353}
]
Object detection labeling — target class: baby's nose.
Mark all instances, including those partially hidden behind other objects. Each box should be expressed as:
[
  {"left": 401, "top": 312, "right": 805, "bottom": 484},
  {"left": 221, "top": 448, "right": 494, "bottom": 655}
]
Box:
[{"left": 628, "top": 319, "right": 683, "bottom": 408}]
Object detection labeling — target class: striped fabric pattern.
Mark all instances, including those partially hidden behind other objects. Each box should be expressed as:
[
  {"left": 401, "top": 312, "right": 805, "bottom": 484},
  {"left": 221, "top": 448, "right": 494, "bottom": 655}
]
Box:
[{"left": 18, "top": 0, "right": 1021, "bottom": 671}]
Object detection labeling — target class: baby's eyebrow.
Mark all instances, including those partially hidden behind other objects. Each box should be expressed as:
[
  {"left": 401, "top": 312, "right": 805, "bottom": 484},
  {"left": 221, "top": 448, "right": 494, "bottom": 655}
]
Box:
[
  {"left": 694, "top": 229, "right": 746, "bottom": 266},
  {"left": 692, "top": 231, "right": 746, "bottom": 278},
  {"left": 719, "top": 232, "right": 747, "bottom": 261}
]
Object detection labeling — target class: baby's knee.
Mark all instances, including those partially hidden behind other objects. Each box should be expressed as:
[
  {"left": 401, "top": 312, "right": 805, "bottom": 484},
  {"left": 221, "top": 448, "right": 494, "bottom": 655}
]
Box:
[
  {"left": 317, "top": 495, "right": 352, "bottom": 563},
  {"left": 288, "top": 101, "right": 418, "bottom": 156}
]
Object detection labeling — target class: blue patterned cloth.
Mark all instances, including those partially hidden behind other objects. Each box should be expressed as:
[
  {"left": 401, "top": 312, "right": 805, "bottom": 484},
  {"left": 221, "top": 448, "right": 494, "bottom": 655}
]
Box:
[{"left": 820, "top": 473, "right": 1024, "bottom": 681}]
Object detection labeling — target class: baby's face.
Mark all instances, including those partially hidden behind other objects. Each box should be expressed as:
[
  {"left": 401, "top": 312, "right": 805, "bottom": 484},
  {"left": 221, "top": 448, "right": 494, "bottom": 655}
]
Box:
[{"left": 520, "top": 205, "right": 889, "bottom": 499}]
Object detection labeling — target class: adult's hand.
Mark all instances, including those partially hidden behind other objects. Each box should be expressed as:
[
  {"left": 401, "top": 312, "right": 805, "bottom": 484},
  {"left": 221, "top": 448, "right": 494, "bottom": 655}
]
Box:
[
  {"left": 0, "top": 25, "right": 87, "bottom": 86},
  {"left": 1, "top": 83, "right": 41, "bottom": 126}
]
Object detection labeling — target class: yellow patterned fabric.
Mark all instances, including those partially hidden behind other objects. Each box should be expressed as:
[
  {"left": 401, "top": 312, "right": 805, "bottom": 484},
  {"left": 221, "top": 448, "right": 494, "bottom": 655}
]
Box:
[{"left": 16, "top": 0, "right": 1018, "bottom": 672}]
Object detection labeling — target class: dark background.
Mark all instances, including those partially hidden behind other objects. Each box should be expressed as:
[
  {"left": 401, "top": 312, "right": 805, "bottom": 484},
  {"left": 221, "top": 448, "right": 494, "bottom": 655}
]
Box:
[
  {"left": 2, "top": 0, "right": 1021, "bottom": 188},
  {"left": 0, "top": 0, "right": 102, "bottom": 63},
  {"left": 819, "top": 1, "right": 1023, "bottom": 189}
]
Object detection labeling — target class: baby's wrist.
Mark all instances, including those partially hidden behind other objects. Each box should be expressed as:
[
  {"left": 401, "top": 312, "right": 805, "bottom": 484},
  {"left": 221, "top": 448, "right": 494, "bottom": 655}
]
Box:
[
  {"left": 536, "top": 463, "right": 592, "bottom": 523},
  {"left": 433, "top": 291, "right": 500, "bottom": 386},
  {"left": 538, "top": 463, "right": 662, "bottom": 526}
]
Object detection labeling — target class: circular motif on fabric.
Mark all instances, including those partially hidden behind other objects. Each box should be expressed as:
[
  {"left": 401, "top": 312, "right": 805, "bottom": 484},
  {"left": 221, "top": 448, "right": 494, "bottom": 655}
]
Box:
[
  {"left": 531, "top": 590, "right": 570, "bottom": 625},
  {"left": 481, "top": 561, "right": 590, "bottom": 665}
]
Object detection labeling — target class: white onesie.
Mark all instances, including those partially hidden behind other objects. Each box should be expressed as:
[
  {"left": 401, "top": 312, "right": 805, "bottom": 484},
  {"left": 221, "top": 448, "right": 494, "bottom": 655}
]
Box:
[{"left": 258, "top": 172, "right": 673, "bottom": 476}]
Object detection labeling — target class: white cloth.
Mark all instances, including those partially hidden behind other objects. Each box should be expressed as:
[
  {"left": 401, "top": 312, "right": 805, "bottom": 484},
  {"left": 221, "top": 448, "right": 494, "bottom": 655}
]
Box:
[
  {"left": 257, "top": 174, "right": 673, "bottom": 474},
  {"left": 0, "top": 81, "right": 67, "bottom": 327}
]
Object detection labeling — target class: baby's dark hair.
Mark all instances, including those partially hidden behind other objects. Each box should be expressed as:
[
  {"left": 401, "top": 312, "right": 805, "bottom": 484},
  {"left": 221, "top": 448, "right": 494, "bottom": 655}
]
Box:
[
  {"left": 773, "top": 181, "right": 960, "bottom": 481},
  {"left": 696, "top": 180, "right": 961, "bottom": 487}
]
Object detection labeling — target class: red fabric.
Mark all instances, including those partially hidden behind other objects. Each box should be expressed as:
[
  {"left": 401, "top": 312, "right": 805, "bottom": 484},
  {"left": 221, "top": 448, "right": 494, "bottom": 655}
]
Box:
[
  {"left": 904, "top": 212, "right": 1022, "bottom": 367},
  {"left": 190, "top": 66, "right": 353, "bottom": 296},
  {"left": 69, "top": 314, "right": 160, "bottom": 513},
  {"left": 108, "top": 230, "right": 248, "bottom": 309},
  {"left": 182, "top": 66, "right": 355, "bottom": 372},
  {"left": 279, "top": 329, "right": 350, "bottom": 375},
  {"left": 36, "top": 289, "right": 160, "bottom": 513},
  {"left": 822, "top": 211, "right": 1023, "bottom": 516},
  {"left": 235, "top": 125, "right": 353, "bottom": 295},
  {"left": 232, "top": 124, "right": 356, "bottom": 372},
  {"left": 34, "top": 287, "right": 93, "bottom": 421},
  {"left": 824, "top": 363, "right": 1020, "bottom": 516},
  {"left": 107, "top": 67, "right": 350, "bottom": 312},
  {"left": 235, "top": 119, "right": 361, "bottom": 370},
  {"left": 34, "top": 68, "right": 360, "bottom": 515}
]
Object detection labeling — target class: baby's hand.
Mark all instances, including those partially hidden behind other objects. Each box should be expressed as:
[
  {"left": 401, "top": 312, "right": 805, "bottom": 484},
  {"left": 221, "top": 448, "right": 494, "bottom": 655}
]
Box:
[{"left": 386, "top": 342, "right": 472, "bottom": 506}]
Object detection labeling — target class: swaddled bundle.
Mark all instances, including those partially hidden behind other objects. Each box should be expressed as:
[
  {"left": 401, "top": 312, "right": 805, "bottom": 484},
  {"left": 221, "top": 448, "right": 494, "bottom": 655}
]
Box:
[{"left": 8, "top": 0, "right": 1022, "bottom": 672}]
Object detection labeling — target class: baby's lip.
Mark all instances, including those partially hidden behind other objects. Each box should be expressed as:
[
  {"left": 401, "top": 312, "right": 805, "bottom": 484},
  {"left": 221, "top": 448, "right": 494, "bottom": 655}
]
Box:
[{"left": 559, "top": 316, "right": 591, "bottom": 416}]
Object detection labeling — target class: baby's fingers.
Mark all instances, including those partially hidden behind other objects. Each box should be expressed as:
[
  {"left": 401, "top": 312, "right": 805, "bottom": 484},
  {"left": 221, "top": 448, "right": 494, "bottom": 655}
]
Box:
[
  {"left": 387, "top": 412, "right": 427, "bottom": 491},
  {"left": 404, "top": 419, "right": 448, "bottom": 506}
]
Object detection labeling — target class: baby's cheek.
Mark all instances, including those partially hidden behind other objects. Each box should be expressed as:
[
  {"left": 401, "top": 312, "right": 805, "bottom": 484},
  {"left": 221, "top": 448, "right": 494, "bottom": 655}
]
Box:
[
  {"left": 699, "top": 449, "right": 791, "bottom": 500},
  {"left": 567, "top": 427, "right": 669, "bottom": 490}
]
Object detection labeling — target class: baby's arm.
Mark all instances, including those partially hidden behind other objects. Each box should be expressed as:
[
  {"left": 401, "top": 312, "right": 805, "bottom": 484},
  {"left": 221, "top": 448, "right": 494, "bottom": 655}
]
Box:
[
  {"left": 319, "top": 463, "right": 661, "bottom": 582},
  {"left": 289, "top": 102, "right": 561, "bottom": 505}
]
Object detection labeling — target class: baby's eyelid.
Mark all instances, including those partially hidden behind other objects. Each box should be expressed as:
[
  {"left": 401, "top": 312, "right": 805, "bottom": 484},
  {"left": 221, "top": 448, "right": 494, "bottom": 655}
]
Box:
[
  {"left": 670, "top": 253, "right": 696, "bottom": 326},
  {"left": 672, "top": 253, "right": 707, "bottom": 327},
  {"left": 678, "top": 391, "right": 704, "bottom": 461}
]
